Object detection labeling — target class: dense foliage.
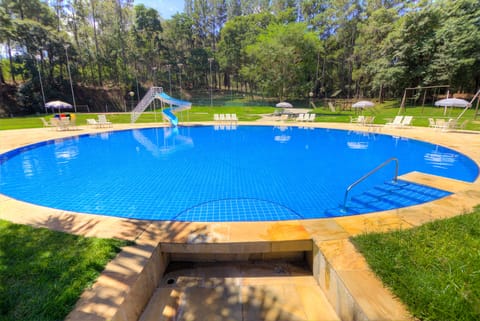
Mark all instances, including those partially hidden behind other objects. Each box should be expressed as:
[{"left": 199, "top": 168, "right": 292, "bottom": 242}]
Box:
[{"left": 1, "top": 0, "right": 479, "bottom": 113}]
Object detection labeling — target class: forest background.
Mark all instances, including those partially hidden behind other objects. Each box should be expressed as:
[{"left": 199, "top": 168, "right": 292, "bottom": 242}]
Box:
[{"left": 0, "top": 0, "right": 479, "bottom": 115}]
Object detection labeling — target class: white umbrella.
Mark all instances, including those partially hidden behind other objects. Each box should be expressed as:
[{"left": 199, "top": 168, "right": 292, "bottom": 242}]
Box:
[
  {"left": 434, "top": 98, "right": 471, "bottom": 115},
  {"left": 352, "top": 100, "right": 375, "bottom": 108},
  {"left": 45, "top": 100, "right": 73, "bottom": 113},
  {"left": 276, "top": 102, "right": 293, "bottom": 108}
]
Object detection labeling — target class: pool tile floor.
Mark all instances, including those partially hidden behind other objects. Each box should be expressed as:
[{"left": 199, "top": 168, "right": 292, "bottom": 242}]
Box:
[{"left": 1, "top": 120, "right": 479, "bottom": 321}]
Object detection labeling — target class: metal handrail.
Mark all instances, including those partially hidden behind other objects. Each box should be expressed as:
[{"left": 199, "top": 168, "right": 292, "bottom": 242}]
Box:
[{"left": 343, "top": 157, "right": 399, "bottom": 209}]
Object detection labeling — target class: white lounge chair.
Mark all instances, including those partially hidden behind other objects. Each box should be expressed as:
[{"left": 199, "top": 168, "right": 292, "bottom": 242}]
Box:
[
  {"left": 296, "top": 114, "right": 305, "bottom": 122},
  {"left": 400, "top": 116, "right": 413, "bottom": 128},
  {"left": 385, "top": 115, "right": 403, "bottom": 127},
  {"left": 214, "top": 114, "right": 220, "bottom": 121},
  {"left": 441, "top": 118, "right": 458, "bottom": 132},
  {"left": 428, "top": 118, "right": 437, "bottom": 128},
  {"left": 40, "top": 117, "right": 55, "bottom": 129},
  {"left": 364, "top": 116, "right": 375, "bottom": 126},
  {"left": 86, "top": 118, "right": 99, "bottom": 127},
  {"left": 351, "top": 115, "right": 365, "bottom": 125},
  {"left": 307, "top": 113, "right": 316, "bottom": 122},
  {"left": 219, "top": 114, "right": 225, "bottom": 122},
  {"left": 97, "top": 114, "right": 112, "bottom": 128},
  {"left": 447, "top": 118, "right": 457, "bottom": 129},
  {"left": 231, "top": 114, "right": 238, "bottom": 123},
  {"left": 435, "top": 119, "right": 446, "bottom": 130},
  {"left": 53, "top": 117, "right": 71, "bottom": 131},
  {"left": 225, "top": 114, "right": 232, "bottom": 123},
  {"left": 49, "top": 118, "right": 62, "bottom": 131}
]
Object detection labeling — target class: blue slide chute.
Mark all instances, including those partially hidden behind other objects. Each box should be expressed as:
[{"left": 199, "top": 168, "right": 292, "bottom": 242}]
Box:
[{"left": 156, "top": 92, "right": 192, "bottom": 127}]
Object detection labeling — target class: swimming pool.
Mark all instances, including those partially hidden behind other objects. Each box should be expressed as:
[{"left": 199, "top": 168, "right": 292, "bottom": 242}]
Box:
[{"left": 0, "top": 126, "right": 478, "bottom": 221}]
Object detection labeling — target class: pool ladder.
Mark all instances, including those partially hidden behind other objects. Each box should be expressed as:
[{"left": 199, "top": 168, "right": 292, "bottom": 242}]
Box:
[{"left": 343, "top": 157, "right": 399, "bottom": 210}]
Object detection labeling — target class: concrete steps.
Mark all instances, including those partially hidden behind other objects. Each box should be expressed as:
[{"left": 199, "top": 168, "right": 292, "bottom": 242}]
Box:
[{"left": 140, "top": 261, "right": 340, "bottom": 321}]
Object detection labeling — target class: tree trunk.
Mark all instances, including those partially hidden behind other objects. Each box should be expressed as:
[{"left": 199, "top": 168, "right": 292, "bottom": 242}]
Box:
[
  {"left": 378, "top": 83, "right": 384, "bottom": 103},
  {"left": 116, "top": 0, "right": 128, "bottom": 85},
  {"left": 7, "top": 40, "right": 16, "bottom": 84},
  {"left": 0, "top": 63, "right": 5, "bottom": 84},
  {"left": 91, "top": 0, "right": 103, "bottom": 86}
]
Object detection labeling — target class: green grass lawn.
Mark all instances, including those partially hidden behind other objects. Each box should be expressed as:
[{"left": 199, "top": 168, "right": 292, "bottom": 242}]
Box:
[
  {"left": 310, "top": 101, "right": 480, "bottom": 130},
  {"left": 0, "top": 220, "right": 128, "bottom": 321},
  {"left": 1, "top": 101, "right": 479, "bottom": 131},
  {"left": 351, "top": 206, "right": 480, "bottom": 321}
]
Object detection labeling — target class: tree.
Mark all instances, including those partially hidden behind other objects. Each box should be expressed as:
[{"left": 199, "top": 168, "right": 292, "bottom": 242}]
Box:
[
  {"left": 131, "top": 4, "right": 163, "bottom": 83},
  {"left": 392, "top": 4, "right": 441, "bottom": 88},
  {"left": 352, "top": 7, "right": 398, "bottom": 98},
  {"left": 243, "top": 22, "right": 320, "bottom": 99},
  {"left": 217, "top": 12, "right": 275, "bottom": 90},
  {"left": 427, "top": 0, "right": 480, "bottom": 91},
  {"left": 0, "top": 4, "right": 12, "bottom": 83}
]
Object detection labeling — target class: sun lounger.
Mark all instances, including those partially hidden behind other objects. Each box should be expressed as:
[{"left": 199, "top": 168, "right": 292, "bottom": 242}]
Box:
[
  {"left": 214, "top": 114, "right": 220, "bottom": 121},
  {"left": 296, "top": 114, "right": 305, "bottom": 122},
  {"left": 97, "top": 114, "right": 112, "bottom": 128},
  {"left": 440, "top": 118, "right": 459, "bottom": 132},
  {"left": 40, "top": 117, "right": 55, "bottom": 129},
  {"left": 351, "top": 115, "right": 365, "bottom": 125},
  {"left": 231, "top": 114, "right": 238, "bottom": 123},
  {"left": 435, "top": 119, "right": 446, "bottom": 130},
  {"left": 399, "top": 115, "right": 413, "bottom": 128},
  {"left": 446, "top": 118, "right": 457, "bottom": 129},
  {"left": 51, "top": 117, "right": 72, "bottom": 131},
  {"left": 86, "top": 118, "right": 99, "bottom": 127},
  {"left": 307, "top": 113, "right": 316, "bottom": 122},
  {"left": 364, "top": 116, "right": 375, "bottom": 126},
  {"left": 385, "top": 115, "right": 403, "bottom": 127},
  {"left": 428, "top": 118, "right": 437, "bottom": 128}
]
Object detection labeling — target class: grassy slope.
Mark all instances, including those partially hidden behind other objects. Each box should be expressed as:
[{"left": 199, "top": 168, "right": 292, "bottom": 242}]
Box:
[
  {"left": 0, "top": 220, "right": 128, "bottom": 321},
  {"left": 352, "top": 207, "right": 480, "bottom": 321}
]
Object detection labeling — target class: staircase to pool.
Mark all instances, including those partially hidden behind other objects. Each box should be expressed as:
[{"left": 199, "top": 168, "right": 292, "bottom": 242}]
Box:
[{"left": 326, "top": 180, "right": 451, "bottom": 216}]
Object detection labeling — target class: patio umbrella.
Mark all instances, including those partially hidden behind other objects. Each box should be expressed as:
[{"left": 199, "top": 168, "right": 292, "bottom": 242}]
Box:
[
  {"left": 352, "top": 100, "right": 375, "bottom": 108},
  {"left": 45, "top": 100, "right": 73, "bottom": 113},
  {"left": 276, "top": 102, "right": 293, "bottom": 108},
  {"left": 434, "top": 98, "right": 471, "bottom": 115}
]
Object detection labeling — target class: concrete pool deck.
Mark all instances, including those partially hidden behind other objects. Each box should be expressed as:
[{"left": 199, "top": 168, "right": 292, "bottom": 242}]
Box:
[{"left": 1, "top": 120, "right": 479, "bottom": 321}]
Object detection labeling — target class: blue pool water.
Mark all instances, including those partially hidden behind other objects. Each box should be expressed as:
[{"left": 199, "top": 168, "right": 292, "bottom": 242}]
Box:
[{"left": 0, "top": 126, "right": 478, "bottom": 221}]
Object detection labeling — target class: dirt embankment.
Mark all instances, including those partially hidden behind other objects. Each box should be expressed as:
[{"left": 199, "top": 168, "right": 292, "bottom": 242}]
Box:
[{"left": 0, "top": 84, "right": 135, "bottom": 117}]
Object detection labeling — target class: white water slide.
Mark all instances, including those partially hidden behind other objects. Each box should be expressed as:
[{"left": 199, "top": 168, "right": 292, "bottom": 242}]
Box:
[{"left": 130, "top": 87, "right": 192, "bottom": 126}]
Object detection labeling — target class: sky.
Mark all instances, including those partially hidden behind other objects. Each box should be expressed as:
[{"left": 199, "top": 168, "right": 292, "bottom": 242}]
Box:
[{"left": 134, "top": 0, "right": 185, "bottom": 19}]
